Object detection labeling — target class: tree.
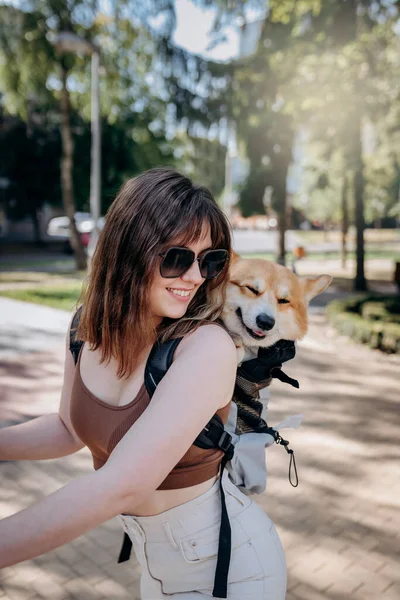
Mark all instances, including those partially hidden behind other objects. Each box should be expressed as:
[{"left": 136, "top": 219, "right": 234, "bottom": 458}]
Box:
[
  {"left": 179, "top": 133, "right": 227, "bottom": 199},
  {"left": 0, "top": 1, "right": 177, "bottom": 265},
  {"left": 231, "top": 18, "right": 297, "bottom": 264},
  {"left": 286, "top": 0, "right": 400, "bottom": 289},
  {"left": 152, "top": 8, "right": 298, "bottom": 264},
  {"left": 173, "top": 1, "right": 400, "bottom": 282},
  {"left": 0, "top": 1, "right": 98, "bottom": 268},
  {"left": 0, "top": 111, "right": 61, "bottom": 242}
]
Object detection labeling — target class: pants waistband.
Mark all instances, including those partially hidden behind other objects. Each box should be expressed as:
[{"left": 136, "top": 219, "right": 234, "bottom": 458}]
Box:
[{"left": 118, "top": 471, "right": 251, "bottom": 545}]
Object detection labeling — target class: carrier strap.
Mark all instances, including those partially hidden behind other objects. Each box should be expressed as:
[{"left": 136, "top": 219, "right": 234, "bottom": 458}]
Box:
[
  {"left": 144, "top": 337, "right": 183, "bottom": 396},
  {"left": 117, "top": 533, "right": 132, "bottom": 563},
  {"left": 212, "top": 447, "right": 234, "bottom": 599}
]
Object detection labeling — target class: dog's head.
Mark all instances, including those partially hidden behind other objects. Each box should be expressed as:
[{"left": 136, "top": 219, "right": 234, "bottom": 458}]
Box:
[{"left": 221, "top": 252, "right": 332, "bottom": 348}]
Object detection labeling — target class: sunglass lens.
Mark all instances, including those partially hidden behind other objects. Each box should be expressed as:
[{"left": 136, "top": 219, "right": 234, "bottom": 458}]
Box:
[
  {"left": 160, "top": 248, "right": 194, "bottom": 278},
  {"left": 200, "top": 250, "right": 229, "bottom": 279}
]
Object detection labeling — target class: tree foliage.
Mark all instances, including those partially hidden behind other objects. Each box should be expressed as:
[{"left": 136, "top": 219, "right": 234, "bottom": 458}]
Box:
[{"left": 0, "top": 1, "right": 177, "bottom": 228}]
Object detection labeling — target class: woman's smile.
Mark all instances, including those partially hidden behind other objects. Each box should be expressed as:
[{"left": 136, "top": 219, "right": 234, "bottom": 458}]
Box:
[{"left": 166, "top": 287, "right": 194, "bottom": 302}]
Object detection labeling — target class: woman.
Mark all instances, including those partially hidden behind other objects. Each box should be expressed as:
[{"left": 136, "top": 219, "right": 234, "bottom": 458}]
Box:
[{"left": 0, "top": 168, "right": 287, "bottom": 599}]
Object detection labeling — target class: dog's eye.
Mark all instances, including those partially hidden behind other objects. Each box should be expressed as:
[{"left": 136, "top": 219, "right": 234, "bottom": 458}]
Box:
[
  {"left": 278, "top": 298, "right": 290, "bottom": 304},
  {"left": 245, "top": 286, "right": 260, "bottom": 295}
]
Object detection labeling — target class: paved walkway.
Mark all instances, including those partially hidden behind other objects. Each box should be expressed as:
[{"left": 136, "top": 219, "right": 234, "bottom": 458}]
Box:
[{"left": 1, "top": 299, "right": 399, "bottom": 599}]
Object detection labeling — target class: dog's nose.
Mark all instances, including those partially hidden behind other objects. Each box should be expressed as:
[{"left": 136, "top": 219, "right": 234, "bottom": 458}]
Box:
[{"left": 256, "top": 314, "right": 275, "bottom": 331}]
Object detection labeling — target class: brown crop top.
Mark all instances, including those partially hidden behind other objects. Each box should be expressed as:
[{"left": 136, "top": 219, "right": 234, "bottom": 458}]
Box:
[{"left": 70, "top": 341, "right": 231, "bottom": 490}]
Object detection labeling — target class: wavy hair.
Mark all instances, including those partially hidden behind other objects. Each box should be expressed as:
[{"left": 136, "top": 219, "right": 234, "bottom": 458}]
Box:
[{"left": 77, "top": 167, "right": 232, "bottom": 378}]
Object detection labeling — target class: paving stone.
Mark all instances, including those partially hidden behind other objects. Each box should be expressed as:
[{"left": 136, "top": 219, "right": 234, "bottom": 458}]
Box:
[
  {"left": 377, "top": 561, "right": 400, "bottom": 584},
  {"left": 287, "top": 583, "right": 327, "bottom": 600},
  {"left": 62, "top": 576, "right": 102, "bottom": 599},
  {"left": 1, "top": 307, "right": 399, "bottom": 600},
  {"left": 93, "top": 578, "right": 132, "bottom": 598},
  {"left": 43, "top": 559, "right": 78, "bottom": 584},
  {"left": 382, "top": 583, "right": 400, "bottom": 600},
  {"left": 30, "top": 575, "right": 67, "bottom": 600}
]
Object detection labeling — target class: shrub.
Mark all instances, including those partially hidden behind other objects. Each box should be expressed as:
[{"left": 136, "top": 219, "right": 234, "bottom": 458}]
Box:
[
  {"left": 326, "top": 295, "right": 400, "bottom": 354},
  {"left": 361, "top": 302, "right": 400, "bottom": 324}
]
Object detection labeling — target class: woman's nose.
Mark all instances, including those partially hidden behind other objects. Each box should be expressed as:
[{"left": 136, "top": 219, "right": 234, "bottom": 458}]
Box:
[{"left": 181, "top": 259, "right": 204, "bottom": 284}]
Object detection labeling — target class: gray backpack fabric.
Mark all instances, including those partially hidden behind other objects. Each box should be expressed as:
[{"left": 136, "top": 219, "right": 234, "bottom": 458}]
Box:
[
  {"left": 225, "top": 400, "right": 274, "bottom": 494},
  {"left": 225, "top": 389, "right": 303, "bottom": 495}
]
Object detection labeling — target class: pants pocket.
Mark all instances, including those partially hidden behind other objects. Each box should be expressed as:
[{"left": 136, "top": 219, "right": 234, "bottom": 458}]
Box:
[
  {"left": 179, "top": 517, "right": 248, "bottom": 563},
  {"left": 146, "top": 513, "right": 265, "bottom": 595},
  {"left": 177, "top": 513, "right": 264, "bottom": 589}
]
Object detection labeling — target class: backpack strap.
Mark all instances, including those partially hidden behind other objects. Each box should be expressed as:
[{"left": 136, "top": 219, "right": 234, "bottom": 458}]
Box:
[
  {"left": 144, "top": 337, "right": 183, "bottom": 396},
  {"left": 69, "top": 306, "right": 83, "bottom": 365}
]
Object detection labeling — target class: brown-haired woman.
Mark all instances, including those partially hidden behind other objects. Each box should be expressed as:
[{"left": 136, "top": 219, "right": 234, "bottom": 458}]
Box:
[{"left": 0, "top": 168, "right": 287, "bottom": 599}]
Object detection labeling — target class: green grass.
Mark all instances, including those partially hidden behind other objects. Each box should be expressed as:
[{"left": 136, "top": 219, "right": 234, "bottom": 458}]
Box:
[
  {"left": 0, "top": 284, "right": 82, "bottom": 311},
  {"left": 242, "top": 250, "right": 399, "bottom": 260},
  {"left": 0, "top": 271, "right": 85, "bottom": 285},
  {"left": 0, "top": 259, "right": 76, "bottom": 271}
]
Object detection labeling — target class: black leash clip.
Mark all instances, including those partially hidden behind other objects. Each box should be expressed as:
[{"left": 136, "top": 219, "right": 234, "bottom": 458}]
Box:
[{"left": 272, "top": 431, "right": 299, "bottom": 488}]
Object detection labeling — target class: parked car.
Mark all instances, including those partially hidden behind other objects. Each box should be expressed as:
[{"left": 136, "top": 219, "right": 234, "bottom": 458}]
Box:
[{"left": 47, "top": 212, "right": 104, "bottom": 253}]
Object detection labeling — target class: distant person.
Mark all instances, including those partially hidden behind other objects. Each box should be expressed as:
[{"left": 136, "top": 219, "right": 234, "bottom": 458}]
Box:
[{"left": 0, "top": 168, "right": 286, "bottom": 599}]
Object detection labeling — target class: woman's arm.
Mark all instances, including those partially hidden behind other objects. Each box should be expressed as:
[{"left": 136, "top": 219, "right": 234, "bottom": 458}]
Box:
[
  {"left": 0, "top": 325, "right": 237, "bottom": 568},
  {"left": 0, "top": 465, "right": 127, "bottom": 568},
  {"left": 0, "top": 413, "right": 83, "bottom": 461},
  {"left": 0, "top": 318, "right": 85, "bottom": 461},
  {"left": 104, "top": 325, "right": 238, "bottom": 501}
]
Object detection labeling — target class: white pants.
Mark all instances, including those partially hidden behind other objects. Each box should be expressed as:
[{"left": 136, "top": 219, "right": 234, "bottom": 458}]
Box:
[{"left": 118, "top": 471, "right": 287, "bottom": 599}]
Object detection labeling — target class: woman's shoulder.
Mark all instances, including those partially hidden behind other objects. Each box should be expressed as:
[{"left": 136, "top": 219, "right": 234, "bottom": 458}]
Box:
[{"left": 174, "top": 321, "right": 237, "bottom": 366}]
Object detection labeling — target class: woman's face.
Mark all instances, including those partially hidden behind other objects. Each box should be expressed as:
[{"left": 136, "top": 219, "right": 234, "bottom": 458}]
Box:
[{"left": 149, "top": 223, "right": 213, "bottom": 325}]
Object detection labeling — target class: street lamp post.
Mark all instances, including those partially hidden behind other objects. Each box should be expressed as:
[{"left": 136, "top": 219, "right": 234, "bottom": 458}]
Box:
[
  {"left": 89, "top": 48, "right": 101, "bottom": 251},
  {"left": 54, "top": 32, "right": 101, "bottom": 255}
]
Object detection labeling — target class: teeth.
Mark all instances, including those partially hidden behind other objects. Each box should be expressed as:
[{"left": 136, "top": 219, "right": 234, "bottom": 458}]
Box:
[{"left": 168, "top": 288, "right": 190, "bottom": 297}]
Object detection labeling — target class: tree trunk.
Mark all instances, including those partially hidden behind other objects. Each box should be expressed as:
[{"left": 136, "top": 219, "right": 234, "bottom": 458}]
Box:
[
  {"left": 353, "top": 115, "right": 367, "bottom": 292},
  {"left": 276, "top": 191, "right": 287, "bottom": 265},
  {"left": 60, "top": 64, "right": 87, "bottom": 271},
  {"left": 31, "top": 207, "right": 42, "bottom": 245},
  {"left": 341, "top": 169, "right": 349, "bottom": 269}
]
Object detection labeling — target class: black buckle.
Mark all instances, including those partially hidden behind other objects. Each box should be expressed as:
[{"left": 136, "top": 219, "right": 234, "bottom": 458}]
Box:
[{"left": 217, "top": 431, "right": 232, "bottom": 453}]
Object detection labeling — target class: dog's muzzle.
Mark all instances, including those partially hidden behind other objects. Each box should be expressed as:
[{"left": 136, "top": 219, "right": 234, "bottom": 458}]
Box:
[{"left": 236, "top": 308, "right": 275, "bottom": 340}]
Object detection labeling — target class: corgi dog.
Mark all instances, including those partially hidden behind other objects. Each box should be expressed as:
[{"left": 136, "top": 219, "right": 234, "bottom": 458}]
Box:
[{"left": 221, "top": 253, "right": 332, "bottom": 364}]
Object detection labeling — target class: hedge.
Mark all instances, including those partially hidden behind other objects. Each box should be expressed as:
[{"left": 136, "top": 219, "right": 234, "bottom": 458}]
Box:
[
  {"left": 326, "top": 296, "right": 400, "bottom": 354},
  {"left": 361, "top": 302, "right": 400, "bottom": 324}
]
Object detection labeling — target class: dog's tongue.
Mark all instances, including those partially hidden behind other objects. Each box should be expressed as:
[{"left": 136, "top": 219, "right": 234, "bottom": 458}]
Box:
[{"left": 253, "top": 329, "right": 265, "bottom": 337}]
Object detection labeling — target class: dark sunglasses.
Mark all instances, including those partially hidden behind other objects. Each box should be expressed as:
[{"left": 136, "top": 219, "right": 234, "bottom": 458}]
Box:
[{"left": 159, "top": 247, "right": 229, "bottom": 279}]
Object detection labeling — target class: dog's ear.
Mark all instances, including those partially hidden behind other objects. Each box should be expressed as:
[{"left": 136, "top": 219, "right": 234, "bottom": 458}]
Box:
[
  {"left": 230, "top": 250, "right": 241, "bottom": 263},
  {"left": 302, "top": 274, "right": 332, "bottom": 302}
]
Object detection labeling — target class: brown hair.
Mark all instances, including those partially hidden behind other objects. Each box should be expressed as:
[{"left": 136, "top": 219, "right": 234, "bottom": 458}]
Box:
[{"left": 77, "top": 167, "right": 232, "bottom": 378}]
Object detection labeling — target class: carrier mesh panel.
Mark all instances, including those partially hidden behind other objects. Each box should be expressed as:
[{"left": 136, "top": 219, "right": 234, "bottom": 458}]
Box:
[{"left": 233, "top": 373, "right": 272, "bottom": 434}]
